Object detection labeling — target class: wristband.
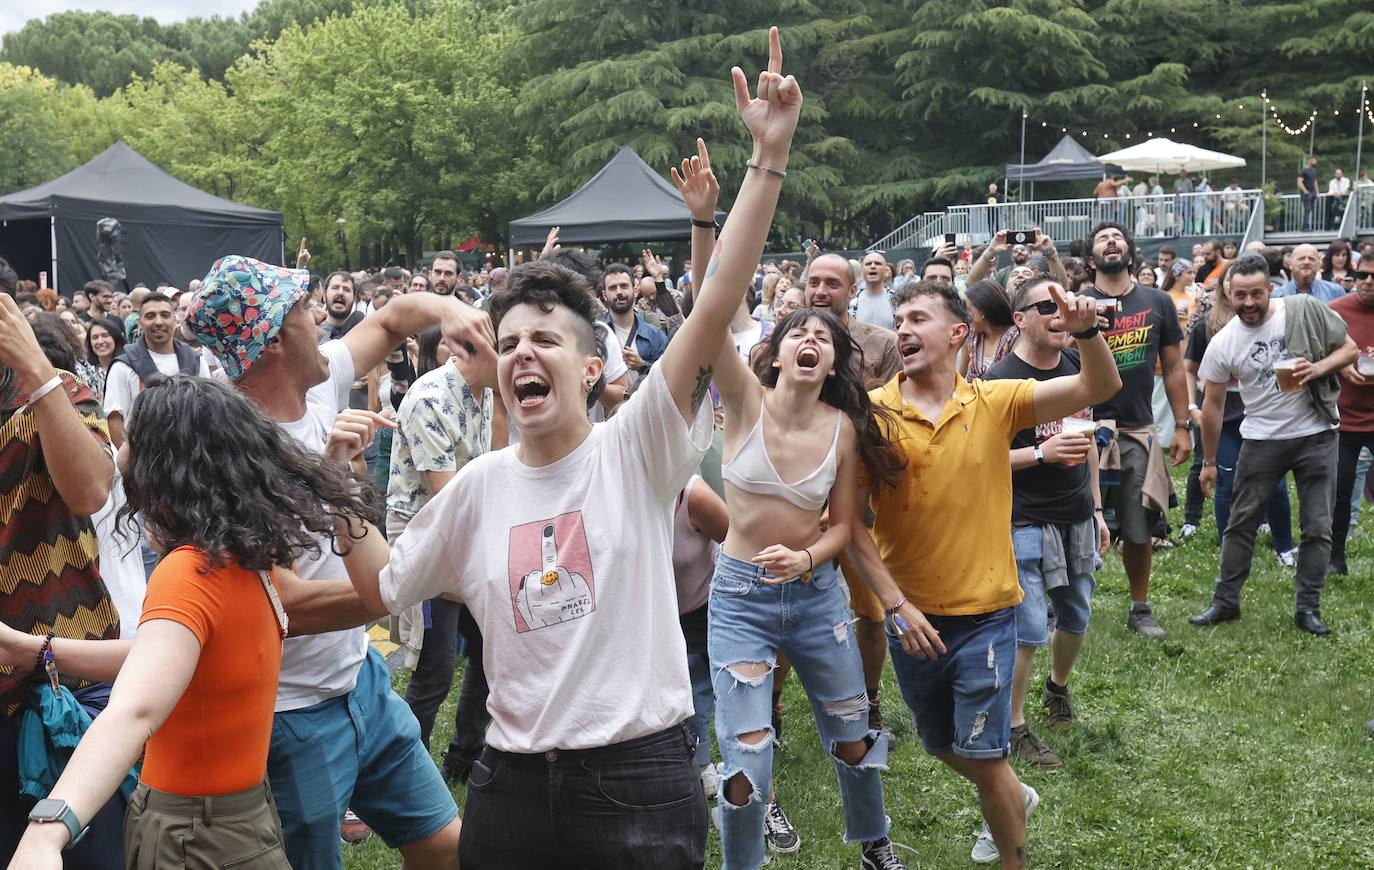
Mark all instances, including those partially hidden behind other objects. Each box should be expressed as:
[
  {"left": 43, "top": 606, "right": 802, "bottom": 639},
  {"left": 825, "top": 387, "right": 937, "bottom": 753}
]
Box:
[
  {"left": 803, "top": 548, "right": 813, "bottom": 575},
  {"left": 746, "top": 161, "right": 787, "bottom": 179},
  {"left": 1202, "top": 459, "right": 1218, "bottom": 467},
  {"left": 26, "top": 375, "right": 63, "bottom": 407},
  {"left": 33, "top": 631, "right": 54, "bottom": 674},
  {"left": 690, "top": 217, "right": 719, "bottom": 230},
  {"left": 1071, "top": 325, "right": 1100, "bottom": 340},
  {"left": 885, "top": 595, "right": 907, "bottom": 616}
]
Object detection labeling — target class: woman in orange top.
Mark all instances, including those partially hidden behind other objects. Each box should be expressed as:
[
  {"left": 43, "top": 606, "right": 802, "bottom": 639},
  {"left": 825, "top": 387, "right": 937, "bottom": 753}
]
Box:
[{"left": 2, "top": 375, "right": 380, "bottom": 869}]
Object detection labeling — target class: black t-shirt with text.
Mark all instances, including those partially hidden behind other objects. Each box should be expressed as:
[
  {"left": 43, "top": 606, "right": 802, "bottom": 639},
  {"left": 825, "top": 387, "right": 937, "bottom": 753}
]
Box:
[
  {"left": 987, "top": 349, "right": 1093, "bottom": 526},
  {"left": 1083, "top": 283, "right": 1183, "bottom": 428}
]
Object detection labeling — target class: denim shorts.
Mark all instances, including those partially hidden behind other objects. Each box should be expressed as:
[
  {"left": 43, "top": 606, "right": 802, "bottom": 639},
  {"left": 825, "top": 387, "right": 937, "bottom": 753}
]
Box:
[
  {"left": 267, "top": 649, "right": 458, "bottom": 869},
  {"left": 888, "top": 608, "right": 1016, "bottom": 760},
  {"left": 1012, "top": 525, "right": 1096, "bottom": 646}
]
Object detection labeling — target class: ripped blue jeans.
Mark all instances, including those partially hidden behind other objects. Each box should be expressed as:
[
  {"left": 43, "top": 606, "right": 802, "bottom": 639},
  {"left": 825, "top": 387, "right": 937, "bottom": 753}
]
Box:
[{"left": 708, "top": 552, "right": 889, "bottom": 870}]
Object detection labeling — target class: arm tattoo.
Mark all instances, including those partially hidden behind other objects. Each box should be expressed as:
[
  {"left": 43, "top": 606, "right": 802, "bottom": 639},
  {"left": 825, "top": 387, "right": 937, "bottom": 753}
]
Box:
[{"left": 690, "top": 366, "right": 714, "bottom": 413}]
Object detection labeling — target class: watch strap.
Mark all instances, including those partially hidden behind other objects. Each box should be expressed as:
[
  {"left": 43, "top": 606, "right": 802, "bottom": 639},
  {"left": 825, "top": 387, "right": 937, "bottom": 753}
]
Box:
[{"left": 1033, "top": 445, "right": 1045, "bottom": 465}]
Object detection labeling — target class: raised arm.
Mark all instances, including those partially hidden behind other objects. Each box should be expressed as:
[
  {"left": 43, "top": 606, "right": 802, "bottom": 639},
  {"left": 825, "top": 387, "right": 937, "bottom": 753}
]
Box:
[
  {"left": 671, "top": 138, "right": 722, "bottom": 312},
  {"left": 969, "top": 231, "right": 1008, "bottom": 283},
  {"left": 0, "top": 294, "right": 112, "bottom": 515},
  {"left": 343, "top": 291, "right": 496, "bottom": 378},
  {"left": 1031, "top": 286, "right": 1123, "bottom": 424},
  {"left": 657, "top": 26, "right": 802, "bottom": 423}
]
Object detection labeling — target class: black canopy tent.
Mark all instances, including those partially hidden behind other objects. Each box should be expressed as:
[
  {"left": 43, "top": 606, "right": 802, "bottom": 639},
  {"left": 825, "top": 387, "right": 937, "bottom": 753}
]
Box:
[
  {"left": 509, "top": 146, "right": 720, "bottom": 249},
  {"left": 0, "top": 142, "right": 283, "bottom": 294},
  {"left": 1005, "top": 134, "right": 1125, "bottom": 183}
]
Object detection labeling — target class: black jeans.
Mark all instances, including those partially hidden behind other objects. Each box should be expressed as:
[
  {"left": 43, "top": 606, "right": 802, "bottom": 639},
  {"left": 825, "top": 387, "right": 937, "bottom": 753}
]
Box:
[
  {"left": 0, "top": 696, "right": 125, "bottom": 868},
  {"left": 403, "top": 598, "right": 491, "bottom": 768},
  {"left": 1213, "top": 430, "right": 1336, "bottom": 612},
  {"left": 458, "top": 724, "right": 707, "bottom": 870},
  {"left": 1331, "top": 430, "right": 1374, "bottom": 562}
]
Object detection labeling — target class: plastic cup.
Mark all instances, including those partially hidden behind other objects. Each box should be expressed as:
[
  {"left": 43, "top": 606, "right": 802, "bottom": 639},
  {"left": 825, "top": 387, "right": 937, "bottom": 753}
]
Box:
[
  {"left": 1273, "top": 358, "right": 1301, "bottom": 393},
  {"left": 1062, "top": 417, "right": 1097, "bottom": 436},
  {"left": 1357, "top": 353, "right": 1374, "bottom": 378}
]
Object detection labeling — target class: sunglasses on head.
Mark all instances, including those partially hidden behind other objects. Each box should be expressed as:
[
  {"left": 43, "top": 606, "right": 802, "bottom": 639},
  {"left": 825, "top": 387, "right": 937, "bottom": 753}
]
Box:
[{"left": 1018, "top": 299, "right": 1058, "bottom": 316}]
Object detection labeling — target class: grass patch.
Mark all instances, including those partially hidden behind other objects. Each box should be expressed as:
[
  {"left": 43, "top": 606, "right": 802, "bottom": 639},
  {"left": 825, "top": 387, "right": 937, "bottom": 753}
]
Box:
[{"left": 344, "top": 467, "right": 1374, "bottom": 868}]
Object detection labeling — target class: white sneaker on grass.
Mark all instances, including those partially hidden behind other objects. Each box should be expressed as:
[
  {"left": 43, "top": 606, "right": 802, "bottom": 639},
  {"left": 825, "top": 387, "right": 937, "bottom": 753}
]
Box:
[
  {"left": 1180, "top": 523, "right": 1197, "bottom": 539},
  {"left": 970, "top": 782, "right": 1039, "bottom": 864},
  {"left": 1277, "top": 549, "right": 1297, "bottom": 568}
]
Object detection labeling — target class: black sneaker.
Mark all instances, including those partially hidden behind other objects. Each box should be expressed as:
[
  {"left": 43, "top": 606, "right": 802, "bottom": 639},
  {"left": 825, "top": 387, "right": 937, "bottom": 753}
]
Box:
[
  {"left": 764, "top": 799, "right": 801, "bottom": 853},
  {"left": 1328, "top": 555, "right": 1349, "bottom": 576},
  {"left": 861, "top": 836, "right": 908, "bottom": 870}
]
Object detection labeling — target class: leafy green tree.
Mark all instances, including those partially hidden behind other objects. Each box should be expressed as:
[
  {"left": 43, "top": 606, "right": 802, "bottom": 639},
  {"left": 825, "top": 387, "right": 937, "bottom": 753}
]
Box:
[{"left": 0, "top": 64, "right": 112, "bottom": 194}]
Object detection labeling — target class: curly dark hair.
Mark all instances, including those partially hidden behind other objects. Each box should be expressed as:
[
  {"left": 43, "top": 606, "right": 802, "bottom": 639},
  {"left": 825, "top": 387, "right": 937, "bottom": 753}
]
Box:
[
  {"left": 750, "top": 308, "right": 906, "bottom": 491},
  {"left": 488, "top": 261, "right": 599, "bottom": 356},
  {"left": 117, "top": 375, "right": 381, "bottom": 572}
]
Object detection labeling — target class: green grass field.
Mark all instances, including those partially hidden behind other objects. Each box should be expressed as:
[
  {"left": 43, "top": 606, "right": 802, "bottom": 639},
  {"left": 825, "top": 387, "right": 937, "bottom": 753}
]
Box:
[{"left": 344, "top": 469, "right": 1374, "bottom": 869}]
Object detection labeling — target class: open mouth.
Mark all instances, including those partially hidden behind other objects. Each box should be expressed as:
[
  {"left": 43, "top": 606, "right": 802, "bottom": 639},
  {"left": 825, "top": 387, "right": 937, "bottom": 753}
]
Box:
[
  {"left": 1103, "top": 245, "right": 1121, "bottom": 258},
  {"left": 796, "top": 347, "right": 820, "bottom": 370},
  {"left": 899, "top": 342, "right": 922, "bottom": 360},
  {"left": 513, "top": 374, "right": 551, "bottom": 407}
]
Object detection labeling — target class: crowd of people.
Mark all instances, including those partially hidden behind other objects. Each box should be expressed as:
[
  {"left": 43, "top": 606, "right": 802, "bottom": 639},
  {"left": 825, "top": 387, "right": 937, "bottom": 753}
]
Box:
[{"left": 0, "top": 26, "right": 1372, "bottom": 870}]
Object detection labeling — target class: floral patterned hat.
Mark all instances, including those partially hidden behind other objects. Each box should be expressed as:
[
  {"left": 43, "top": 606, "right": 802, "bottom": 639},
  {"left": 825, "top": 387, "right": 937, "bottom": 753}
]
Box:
[{"left": 188, "top": 255, "right": 310, "bottom": 381}]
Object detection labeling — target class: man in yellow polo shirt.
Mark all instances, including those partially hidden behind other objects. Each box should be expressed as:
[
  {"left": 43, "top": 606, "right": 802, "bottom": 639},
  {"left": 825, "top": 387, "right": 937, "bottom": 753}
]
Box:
[{"left": 846, "top": 277, "right": 1120, "bottom": 869}]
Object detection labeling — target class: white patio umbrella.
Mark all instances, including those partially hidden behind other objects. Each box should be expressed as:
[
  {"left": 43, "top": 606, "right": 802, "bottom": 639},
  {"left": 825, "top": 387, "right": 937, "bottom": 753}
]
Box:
[{"left": 1096, "top": 138, "right": 1245, "bottom": 174}]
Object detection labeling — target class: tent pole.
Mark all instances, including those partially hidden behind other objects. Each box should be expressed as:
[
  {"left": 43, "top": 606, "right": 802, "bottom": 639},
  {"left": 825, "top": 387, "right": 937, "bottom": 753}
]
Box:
[
  {"left": 1261, "top": 89, "right": 1268, "bottom": 190},
  {"left": 1018, "top": 111, "right": 1027, "bottom": 200},
  {"left": 50, "top": 216, "right": 57, "bottom": 295}
]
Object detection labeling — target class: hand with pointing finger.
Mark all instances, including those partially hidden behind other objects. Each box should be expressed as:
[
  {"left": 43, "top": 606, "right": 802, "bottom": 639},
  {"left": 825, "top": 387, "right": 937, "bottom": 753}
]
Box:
[
  {"left": 732, "top": 26, "right": 803, "bottom": 161},
  {"left": 1046, "top": 283, "right": 1097, "bottom": 335}
]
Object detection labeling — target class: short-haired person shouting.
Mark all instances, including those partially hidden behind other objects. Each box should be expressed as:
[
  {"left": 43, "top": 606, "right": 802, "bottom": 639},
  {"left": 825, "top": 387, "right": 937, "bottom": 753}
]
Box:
[
  {"left": 846, "top": 277, "right": 1121, "bottom": 869},
  {"left": 342, "top": 28, "right": 803, "bottom": 869}
]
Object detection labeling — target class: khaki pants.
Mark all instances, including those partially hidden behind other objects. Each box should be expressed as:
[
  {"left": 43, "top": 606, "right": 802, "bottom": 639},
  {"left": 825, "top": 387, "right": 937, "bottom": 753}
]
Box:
[{"left": 123, "top": 781, "right": 289, "bottom": 869}]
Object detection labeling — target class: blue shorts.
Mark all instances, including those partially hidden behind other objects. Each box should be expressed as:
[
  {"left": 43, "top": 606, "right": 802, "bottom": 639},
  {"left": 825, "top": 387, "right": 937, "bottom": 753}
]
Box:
[
  {"left": 888, "top": 609, "right": 1016, "bottom": 760},
  {"left": 267, "top": 648, "right": 459, "bottom": 869},
  {"left": 1012, "top": 525, "right": 1096, "bottom": 646}
]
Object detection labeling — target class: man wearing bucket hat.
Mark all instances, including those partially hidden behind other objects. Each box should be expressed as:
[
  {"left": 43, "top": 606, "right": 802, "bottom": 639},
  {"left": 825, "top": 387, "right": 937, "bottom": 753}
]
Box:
[{"left": 186, "top": 254, "right": 495, "bottom": 870}]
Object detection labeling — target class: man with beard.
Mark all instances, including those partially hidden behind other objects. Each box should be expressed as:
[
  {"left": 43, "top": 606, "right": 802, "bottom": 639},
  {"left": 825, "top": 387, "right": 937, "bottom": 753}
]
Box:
[
  {"left": 602, "top": 264, "right": 667, "bottom": 391},
  {"left": 82, "top": 280, "right": 116, "bottom": 322},
  {"left": 1197, "top": 239, "right": 1229, "bottom": 288},
  {"left": 103, "top": 292, "right": 209, "bottom": 447},
  {"left": 988, "top": 274, "right": 1110, "bottom": 772},
  {"left": 1153, "top": 245, "right": 1176, "bottom": 286},
  {"left": 429, "top": 252, "right": 461, "bottom": 297},
  {"left": 1080, "top": 222, "right": 1191, "bottom": 639},
  {"left": 852, "top": 251, "right": 895, "bottom": 329},
  {"left": 321, "top": 271, "right": 366, "bottom": 341},
  {"left": 1273, "top": 243, "right": 1344, "bottom": 304},
  {"left": 1191, "top": 254, "right": 1356, "bottom": 635}
]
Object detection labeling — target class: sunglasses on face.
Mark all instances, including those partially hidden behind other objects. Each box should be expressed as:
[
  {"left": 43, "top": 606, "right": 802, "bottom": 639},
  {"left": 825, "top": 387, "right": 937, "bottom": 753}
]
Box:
[
  {"left": 1018, "top": 299, "right": 1058, "bottom": 316},
  {"left": 1353, "top": 270, "right": 1374, "bottom": 281}
]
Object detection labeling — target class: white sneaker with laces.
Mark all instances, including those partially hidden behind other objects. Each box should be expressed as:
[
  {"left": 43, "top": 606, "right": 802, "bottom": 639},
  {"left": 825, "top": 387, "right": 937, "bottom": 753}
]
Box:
[
  {"left": 971, "top": 782, "right": 1040, "bottom": 864},
  {"left": 1180, "top": 523, "right": 1197, "bottom": 539},
  {"left": 1277, "top": 549, "right": 1297, "bottom": 568}
]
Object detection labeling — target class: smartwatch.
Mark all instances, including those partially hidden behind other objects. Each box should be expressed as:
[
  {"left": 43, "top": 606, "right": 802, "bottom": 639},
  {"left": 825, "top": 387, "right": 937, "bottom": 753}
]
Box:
[
  {"left": 1033, "top": 445, "right": 1045, "bottom": 465},
  {"left": 28, "top": 798, "right": 86, "bottom": 849}
]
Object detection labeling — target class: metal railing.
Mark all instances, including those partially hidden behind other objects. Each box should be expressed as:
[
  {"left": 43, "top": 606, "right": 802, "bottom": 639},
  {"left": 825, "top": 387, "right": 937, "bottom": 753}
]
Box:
[
  {"left": 1270, "top": 193, "right": 1349, "bottom": 235},
  {"left": 868, "top": 190, "right": 1262, "bottom": 252},
  {"left": 1347, "top": 185, "right": 1374, "bottom": 236}
]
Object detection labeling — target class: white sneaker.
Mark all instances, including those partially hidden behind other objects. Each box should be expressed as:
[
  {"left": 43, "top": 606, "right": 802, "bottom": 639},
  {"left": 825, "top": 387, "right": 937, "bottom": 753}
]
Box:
[
  {"left": 1180, "top": 523, "right": 1198, "bottom": 539},
  {"left": 971, "top": 782, "right": 1040, "bottom": 864},
  {"left": 1277, "top": 549, "right": 1297, "bottom": 568},
  {"left": 699, "top": 763, "right": 718, "bottom": 799},
  {"left": 1257, "top": 523, "right": 1271, "bottom": 537}
]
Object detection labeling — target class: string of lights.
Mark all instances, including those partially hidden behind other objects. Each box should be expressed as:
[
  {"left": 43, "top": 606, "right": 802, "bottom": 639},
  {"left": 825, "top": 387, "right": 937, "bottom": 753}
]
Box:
[{"left": 1021, "top": 89, "right": 1366, "bottom": 142}]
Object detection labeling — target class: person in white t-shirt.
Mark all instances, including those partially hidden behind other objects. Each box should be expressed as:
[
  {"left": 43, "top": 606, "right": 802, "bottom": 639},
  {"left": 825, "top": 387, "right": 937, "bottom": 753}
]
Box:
[
  {"left": 103, "top": 292, "right": 210, "bottom": 447},
  {"left": 1192, "top": 255, "right": 1357, "bottom": 636},
  {"left": 186, "top": 253, "right": 494, "bottom": 870},
  {"left": 340, "top": 29, "right": 802, "bottom": 868}
]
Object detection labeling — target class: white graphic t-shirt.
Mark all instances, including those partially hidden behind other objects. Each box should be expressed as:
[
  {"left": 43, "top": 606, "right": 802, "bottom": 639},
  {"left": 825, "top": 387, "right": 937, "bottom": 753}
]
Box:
[
  {"left": 381, "top": 364, "right": 712, "bottom": 752},
  {"left": 1198, "top": 298, "right": 1334, "bottom": 441}
]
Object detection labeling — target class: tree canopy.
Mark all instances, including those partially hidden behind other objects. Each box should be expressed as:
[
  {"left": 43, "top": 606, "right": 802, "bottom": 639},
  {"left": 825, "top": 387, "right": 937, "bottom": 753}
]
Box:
[{"left": 2, "top": 0, "right": 1370, "bottom": 269}]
